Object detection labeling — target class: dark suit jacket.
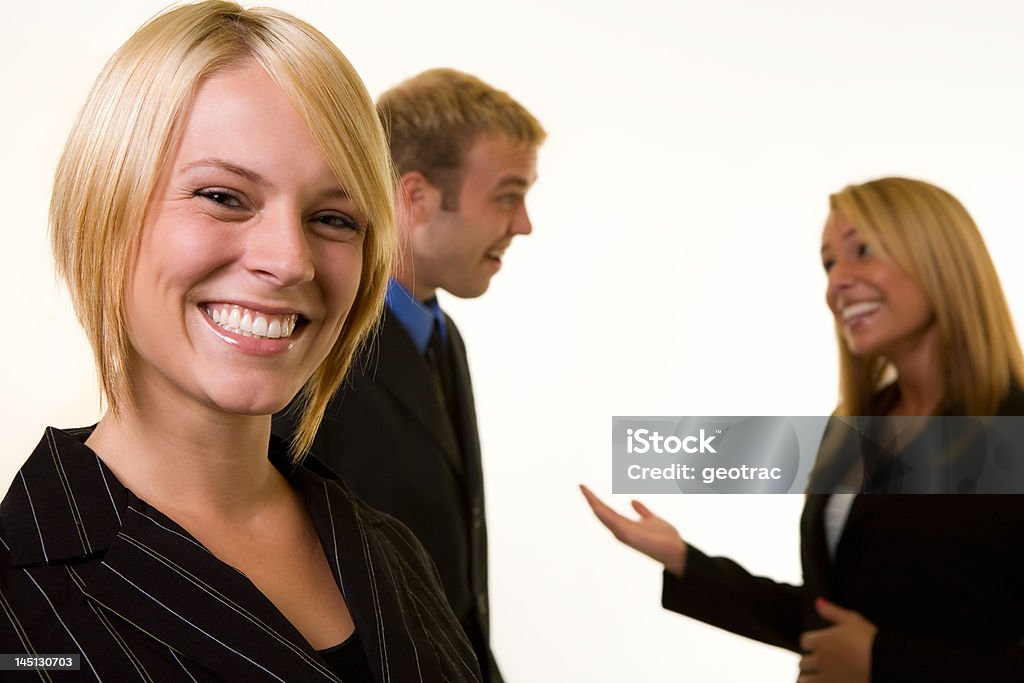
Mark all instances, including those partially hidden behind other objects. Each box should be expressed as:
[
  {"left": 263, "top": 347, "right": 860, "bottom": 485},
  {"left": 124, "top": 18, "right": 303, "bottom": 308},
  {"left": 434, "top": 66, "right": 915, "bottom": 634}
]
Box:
[
  {"left": 274, "top": 310, "right": 500, "bottom": 682},
  {"left": 662, "top": 389, "right": 1024, "bottom": 682},
  {"left": 0, "top": 426, "right": 481, "bottom": 682}
]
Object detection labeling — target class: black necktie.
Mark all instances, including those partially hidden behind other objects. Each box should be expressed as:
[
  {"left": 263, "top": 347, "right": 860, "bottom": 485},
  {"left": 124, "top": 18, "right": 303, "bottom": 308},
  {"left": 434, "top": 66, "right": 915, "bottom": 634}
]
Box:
[{"left": 425, "top": 319, "right": 459, "bottom": 430}]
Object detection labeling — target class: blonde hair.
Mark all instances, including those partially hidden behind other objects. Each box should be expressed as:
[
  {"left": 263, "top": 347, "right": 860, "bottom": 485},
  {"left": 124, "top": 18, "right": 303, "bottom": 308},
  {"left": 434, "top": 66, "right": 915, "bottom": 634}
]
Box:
[
  {"left": 377, "top": 67, "right": 546, "bottom": 209},
  {"left": 829, "top": 177, "right": 1023, "bottom": 415},
  {"left": 49, "top": 0, "right": 395, "bottom": 460}
]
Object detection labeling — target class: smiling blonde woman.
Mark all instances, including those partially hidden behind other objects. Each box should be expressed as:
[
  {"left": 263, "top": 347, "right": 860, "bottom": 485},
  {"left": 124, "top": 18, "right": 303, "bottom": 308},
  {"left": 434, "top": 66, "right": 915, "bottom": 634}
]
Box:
[
  {"left": 1, "top": 2, "right": 481, "bottom": 681},
  {"left": 583, "top": 177, "right": 1024, "bottom": 683}
]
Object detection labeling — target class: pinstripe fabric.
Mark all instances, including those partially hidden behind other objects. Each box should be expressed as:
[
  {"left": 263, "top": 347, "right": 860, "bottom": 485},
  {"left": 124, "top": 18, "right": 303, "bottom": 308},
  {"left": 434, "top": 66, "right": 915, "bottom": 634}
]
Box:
[{"left": 0, "top": 427, "right": 482, "bottom": 682}]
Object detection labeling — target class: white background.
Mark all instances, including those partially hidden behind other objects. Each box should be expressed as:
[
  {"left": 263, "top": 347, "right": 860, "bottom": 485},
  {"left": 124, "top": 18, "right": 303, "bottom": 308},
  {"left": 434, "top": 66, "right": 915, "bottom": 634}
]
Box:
[{"left": 3, "top": 1, "right": 1023, "bottom": 681}]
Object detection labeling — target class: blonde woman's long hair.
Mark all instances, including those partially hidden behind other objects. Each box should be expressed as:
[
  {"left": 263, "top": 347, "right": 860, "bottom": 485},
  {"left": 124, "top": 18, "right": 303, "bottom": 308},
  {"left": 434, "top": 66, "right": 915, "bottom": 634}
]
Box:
[{"left": 830, "top": 177, "right": 1023, "bottom": 416}]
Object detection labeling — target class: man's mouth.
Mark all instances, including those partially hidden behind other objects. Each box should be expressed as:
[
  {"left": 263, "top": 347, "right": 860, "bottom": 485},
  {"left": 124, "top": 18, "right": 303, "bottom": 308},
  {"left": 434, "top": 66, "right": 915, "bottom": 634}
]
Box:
[{"left": 203, "top": 303, "right": 301, "bottom": 339}]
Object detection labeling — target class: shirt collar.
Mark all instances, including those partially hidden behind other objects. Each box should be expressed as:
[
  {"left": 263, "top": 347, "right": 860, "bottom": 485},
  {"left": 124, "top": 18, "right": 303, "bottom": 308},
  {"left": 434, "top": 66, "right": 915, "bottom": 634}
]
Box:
[{"left": 385, "top": 278, "right": 448, "bottom": 353}]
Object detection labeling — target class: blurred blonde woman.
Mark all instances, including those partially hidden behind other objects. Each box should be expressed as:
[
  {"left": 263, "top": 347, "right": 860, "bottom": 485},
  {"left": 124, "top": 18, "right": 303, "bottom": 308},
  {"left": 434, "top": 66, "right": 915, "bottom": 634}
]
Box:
[
  {"left": 584, "top": 178, "right": 1024, "bottom": 682},
  {"left": 0, "top": 3, "right": 480, "bottom": 681}
]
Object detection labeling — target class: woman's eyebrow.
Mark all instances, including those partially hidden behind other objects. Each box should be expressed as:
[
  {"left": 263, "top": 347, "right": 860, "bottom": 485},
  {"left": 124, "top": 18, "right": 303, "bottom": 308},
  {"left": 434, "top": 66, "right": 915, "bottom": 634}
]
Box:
[
  {"left": 821, "top": 228, "right": 858, "bottom": 253},
  {"left": 180, "top": 157, "right": 269, "bottom": 187},
  {"left": 180, "top": 157, "right": 349, "bottom": 200},
  {"left": 312, "top": 187, "right": 351, "bottom": 201}
]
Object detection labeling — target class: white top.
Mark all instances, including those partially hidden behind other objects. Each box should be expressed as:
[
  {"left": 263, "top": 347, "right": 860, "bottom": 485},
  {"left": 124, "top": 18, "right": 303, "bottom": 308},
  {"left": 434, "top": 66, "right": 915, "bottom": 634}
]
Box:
[{"left": 823, "top": 486, "right": 858, "bottom": 561}]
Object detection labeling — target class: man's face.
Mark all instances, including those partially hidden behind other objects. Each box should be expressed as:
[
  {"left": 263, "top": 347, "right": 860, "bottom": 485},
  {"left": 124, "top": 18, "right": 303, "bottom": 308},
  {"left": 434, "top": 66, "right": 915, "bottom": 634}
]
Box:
[{"left": 411, "top": 134, "right": 538, "bottom": 298}]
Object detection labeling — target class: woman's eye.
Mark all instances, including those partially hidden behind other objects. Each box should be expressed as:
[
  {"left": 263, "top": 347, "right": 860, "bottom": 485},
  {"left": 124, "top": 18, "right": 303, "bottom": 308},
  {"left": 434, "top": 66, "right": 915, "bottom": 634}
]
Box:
[
  {"left": 313, "top": 213, "right": 363, "bottom": 234},
  {"left": 196, "top": 188, "right": 243, "bottom": 208},
  {"left": 822, "top": 259, "right": 835, "bottom": 273},
  {"left": 856, "top": 243, "right": 872, "bottom": 258}
]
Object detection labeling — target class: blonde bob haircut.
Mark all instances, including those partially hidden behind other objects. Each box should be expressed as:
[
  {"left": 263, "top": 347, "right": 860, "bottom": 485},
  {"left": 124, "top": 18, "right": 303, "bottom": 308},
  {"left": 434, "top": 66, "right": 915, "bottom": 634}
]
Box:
[
  {"left": 829, "top": 177, "right": 1024, "bottom": 416},
  {"left": 49, "top": 0, "right": 396, "bottom": 460}
]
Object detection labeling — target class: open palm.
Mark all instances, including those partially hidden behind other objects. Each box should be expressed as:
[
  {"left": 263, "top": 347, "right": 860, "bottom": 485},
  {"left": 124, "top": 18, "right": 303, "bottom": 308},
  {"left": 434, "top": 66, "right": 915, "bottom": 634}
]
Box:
[{"left": 580, "top": 484, "right": 687, "bottom": 576}]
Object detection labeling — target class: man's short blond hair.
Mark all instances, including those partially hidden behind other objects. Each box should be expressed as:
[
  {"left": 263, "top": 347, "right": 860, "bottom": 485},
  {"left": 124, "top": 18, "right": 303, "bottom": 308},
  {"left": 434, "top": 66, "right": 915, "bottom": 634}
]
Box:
[
  {"left": 49, "top": 0, "right": 395, "bottom": 460},
  {"left": 377, "top": 68, "right": 545, "bottom": 209}
]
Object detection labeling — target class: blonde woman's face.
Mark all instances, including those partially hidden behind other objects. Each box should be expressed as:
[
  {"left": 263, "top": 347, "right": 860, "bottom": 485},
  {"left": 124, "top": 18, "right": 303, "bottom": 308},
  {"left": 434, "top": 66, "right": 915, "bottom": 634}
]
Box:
[
  {"left": 821, "top": 210, "right": 936, "bottom": 361},
  {"left": 124, "top": 63, "right": 365, "bottom": 418}
]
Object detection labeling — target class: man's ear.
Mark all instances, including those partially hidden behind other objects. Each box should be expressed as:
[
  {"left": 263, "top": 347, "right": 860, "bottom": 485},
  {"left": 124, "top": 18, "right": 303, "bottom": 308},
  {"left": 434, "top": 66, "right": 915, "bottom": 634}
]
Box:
[{"left": 398, "top": 171, "right": 442, "bottom": 226}]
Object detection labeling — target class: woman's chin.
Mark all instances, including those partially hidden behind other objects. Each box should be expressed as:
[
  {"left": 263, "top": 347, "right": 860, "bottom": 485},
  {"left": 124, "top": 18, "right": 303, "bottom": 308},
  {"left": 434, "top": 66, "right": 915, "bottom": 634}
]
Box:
[
  {"left": 200, "top": 386, "right": 300, "bottom": 419},
  {"left": 842, "top": 330, "right": 877, "bottom": 358}
]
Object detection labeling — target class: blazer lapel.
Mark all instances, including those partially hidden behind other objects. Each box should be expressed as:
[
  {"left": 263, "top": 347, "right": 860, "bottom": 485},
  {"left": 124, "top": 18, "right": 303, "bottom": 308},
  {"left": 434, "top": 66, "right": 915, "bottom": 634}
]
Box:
[
  {"left": 5, "top": 428, "right": 340, "bottom": 682},
  {"left": 800, "top": 493, "right": 833, "bottom": 629},
  {"left": 366, "top": 312, "right": 463, "bottom": 476},
  {"left": 292, "top": 455, "right": 443, "bottom": 683},
  {"left": 83, "top": 496, "right": 339, "bottom": 683},
  {"left": 1, "top": 427, "right": 125, "bottom": 568}
]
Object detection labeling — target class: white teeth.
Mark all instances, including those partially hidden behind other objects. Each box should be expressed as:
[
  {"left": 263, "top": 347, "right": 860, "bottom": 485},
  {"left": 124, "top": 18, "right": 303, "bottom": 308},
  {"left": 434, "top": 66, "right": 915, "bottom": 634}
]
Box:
[
  {"left": 842, "top": 301, "right": 882, "bottom": 321},
  {"left": 205, "top": 305, "right": 300, "bottom": 340}
]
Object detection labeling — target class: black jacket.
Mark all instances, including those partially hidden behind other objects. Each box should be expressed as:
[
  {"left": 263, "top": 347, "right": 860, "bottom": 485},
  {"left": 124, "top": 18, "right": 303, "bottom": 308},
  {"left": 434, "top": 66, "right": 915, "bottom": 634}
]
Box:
[
  {"left": 0, "top": 426, "right": 481, "bottom": 682},
  {"left": 275, "top": 309, "right": 500, "bottom": 682},
  {"left": 662, "top": 388, "right": 1024, "bottom": 682}
]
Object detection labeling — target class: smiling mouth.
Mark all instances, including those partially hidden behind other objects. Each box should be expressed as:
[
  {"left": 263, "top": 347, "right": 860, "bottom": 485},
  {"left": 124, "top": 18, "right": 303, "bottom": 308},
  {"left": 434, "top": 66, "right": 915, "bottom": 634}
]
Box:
[
  {"left": 841, "top": 301, "right": 882, "bottom": 323},
  {"left": 203, "top": 304, "right": 302, "bottom": 339}
]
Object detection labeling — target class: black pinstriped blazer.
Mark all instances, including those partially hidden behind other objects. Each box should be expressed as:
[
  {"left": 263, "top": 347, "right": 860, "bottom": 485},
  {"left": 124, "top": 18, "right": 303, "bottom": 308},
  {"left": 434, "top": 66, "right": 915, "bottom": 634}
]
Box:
[{"left": 0, "top": 426, "right": 482, "bottom": 682}]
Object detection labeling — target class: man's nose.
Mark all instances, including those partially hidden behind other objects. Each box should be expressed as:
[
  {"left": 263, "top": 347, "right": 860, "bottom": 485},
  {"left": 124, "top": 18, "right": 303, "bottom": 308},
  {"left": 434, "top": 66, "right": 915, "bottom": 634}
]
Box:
[{"left": 510, "top": 203, "right": 533, "bottom": 236}]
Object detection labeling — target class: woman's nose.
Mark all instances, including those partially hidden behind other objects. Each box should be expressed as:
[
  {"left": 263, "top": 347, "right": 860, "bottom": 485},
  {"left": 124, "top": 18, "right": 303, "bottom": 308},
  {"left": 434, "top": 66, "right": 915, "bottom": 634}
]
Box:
[
  {"left": 828, "top": 259, "right": 856, "bottom": 291},
  {"left": 242, "top": 209, "right": 315, "bottom": 287}
]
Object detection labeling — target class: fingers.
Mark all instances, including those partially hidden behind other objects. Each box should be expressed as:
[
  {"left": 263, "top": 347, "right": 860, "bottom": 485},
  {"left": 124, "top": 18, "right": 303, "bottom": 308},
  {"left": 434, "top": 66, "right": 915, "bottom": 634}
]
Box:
[
  {"left": 579, "top": 484, "right": 605, "bottom": 515},
  {"left": 631, "top": 499, "right": 655, "bottom": 519},
  {"left": 797, "top": 650, "right": 822, "bottom": 683},
  {"left": 580, "top": 486, "right": 689, "bottom": 572},
  {"left": 799, "top": 629, "right": 822, "bottom": 653},
  {"left": 579, "top": 484, "right": 615, "bottom": 518},
  {"left": 580, "top": 485, "right": 658, "bottom": 550},
  {"left": 815, "top": 597, "right": 853, "bottom": 624},
  {"left": 580, "top": 485, "right": 632, "bottom": 524},
  {"left": 579, "top": 485, "right": 628, "bottom": 533},
  {"left": 798, "top": 653, "right": 819, "bottom": 673},
  {"left": 579, "top": 484, "right": 598, "bottom": 506},
  {"left": 581, "top": 485, "right": 658, "bottom": 526}
]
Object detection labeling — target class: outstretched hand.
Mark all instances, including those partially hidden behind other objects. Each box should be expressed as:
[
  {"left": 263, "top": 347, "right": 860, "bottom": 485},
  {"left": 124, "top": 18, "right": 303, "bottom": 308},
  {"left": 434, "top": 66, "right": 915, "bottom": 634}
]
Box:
[{"left": 579, "top": 484, "right": 687, "bottom": 577}]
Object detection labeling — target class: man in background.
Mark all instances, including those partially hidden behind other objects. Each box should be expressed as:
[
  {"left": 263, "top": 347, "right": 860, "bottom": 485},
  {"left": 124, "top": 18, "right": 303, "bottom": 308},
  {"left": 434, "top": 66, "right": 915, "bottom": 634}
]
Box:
[{"left": 277, "top": 68, "right": 544, "bottom": 682}]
